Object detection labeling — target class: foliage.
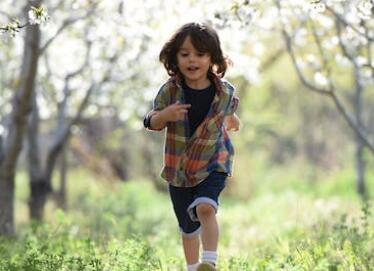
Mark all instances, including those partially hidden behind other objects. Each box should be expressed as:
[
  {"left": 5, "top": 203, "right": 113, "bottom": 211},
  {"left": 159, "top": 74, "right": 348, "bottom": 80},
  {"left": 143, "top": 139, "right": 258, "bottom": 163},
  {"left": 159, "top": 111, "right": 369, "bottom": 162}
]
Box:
[
  {"left": 0, "top": 228, "right": 162, "bottom": 271},
  {"left": 2, "top": 171, "right": 373, "bottom": 270}
]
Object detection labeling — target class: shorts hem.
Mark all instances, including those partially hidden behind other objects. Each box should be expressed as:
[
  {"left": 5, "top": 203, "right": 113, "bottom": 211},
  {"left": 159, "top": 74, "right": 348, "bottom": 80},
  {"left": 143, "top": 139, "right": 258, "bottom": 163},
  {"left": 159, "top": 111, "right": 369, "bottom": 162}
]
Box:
[
  {"left": 180, "top": 226, "right": 201, "bottom": 237},
  {"left": 187, "top": 197, "right": 218, "bottom": 222}
]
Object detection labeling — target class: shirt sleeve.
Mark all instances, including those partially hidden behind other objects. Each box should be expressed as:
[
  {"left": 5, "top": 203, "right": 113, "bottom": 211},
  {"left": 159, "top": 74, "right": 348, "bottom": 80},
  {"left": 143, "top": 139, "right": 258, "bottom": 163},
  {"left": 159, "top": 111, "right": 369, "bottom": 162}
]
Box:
[
  {"left": 223, "top": 81, "right": 239, "bottom": 115},
  {"left": 153, "top": 82, "right": 171, "bottom": 111}
]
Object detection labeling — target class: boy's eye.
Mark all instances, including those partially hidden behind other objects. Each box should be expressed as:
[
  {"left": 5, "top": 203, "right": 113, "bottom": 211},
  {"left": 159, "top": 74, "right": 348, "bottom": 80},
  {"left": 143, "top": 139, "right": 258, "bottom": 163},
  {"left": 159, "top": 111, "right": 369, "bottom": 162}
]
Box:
[
  {"left": 197, "top": 52, "right": 205, "bottom": 57},
  {"left": 181, "top": 53, "right": 189, "bottom": 57}
]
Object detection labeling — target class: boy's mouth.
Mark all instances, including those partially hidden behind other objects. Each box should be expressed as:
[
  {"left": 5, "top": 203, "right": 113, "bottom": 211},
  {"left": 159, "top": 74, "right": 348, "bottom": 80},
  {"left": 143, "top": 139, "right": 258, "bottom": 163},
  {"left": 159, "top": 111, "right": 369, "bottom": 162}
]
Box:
[{"left": 187, "top": 66, "right": 199, "bottom": 71}]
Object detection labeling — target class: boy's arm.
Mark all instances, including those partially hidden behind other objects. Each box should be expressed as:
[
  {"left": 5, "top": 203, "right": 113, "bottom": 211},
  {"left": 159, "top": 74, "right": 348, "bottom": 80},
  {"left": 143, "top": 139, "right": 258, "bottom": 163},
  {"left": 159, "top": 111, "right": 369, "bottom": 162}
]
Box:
[
  {"left": 147, "top": 110, "right": 168, "bottom": 131},
  {"left": 146, "top": 102, "right": 191, "bottom": 131},
  {"left": 224, "top": 113, "right": 241, "bottom": 132}
]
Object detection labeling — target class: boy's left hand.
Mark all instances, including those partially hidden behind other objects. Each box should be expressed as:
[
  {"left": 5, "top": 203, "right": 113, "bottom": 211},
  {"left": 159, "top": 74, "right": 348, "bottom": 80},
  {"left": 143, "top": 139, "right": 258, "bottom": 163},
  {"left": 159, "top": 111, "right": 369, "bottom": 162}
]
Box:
[{"left": 224, "top": 113, "right": 241, "bottom": 132}]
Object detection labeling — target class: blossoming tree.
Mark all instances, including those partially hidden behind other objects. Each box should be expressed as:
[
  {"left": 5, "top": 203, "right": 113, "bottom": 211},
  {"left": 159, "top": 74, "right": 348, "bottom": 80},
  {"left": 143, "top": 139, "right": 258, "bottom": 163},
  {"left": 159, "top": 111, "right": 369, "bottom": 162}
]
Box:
[{"left": 215, "top": 0, "right": 373, "bottom": 197}]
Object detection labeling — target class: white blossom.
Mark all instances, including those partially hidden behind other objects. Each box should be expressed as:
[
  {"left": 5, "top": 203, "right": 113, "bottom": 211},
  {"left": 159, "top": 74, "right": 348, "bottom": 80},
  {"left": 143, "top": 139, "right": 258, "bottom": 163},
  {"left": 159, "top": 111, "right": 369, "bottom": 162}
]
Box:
[
  {"left": 308, "top": 2, "right": 326, "bottom": 15},
  {"left": 357, "top": 0, "right": 373, "bottom": 20},
  {"left": 1, "top": 20, "right": 20, "bottom": 38},
  {"left": 322, "top": 36, "right": 339, "bottom": 49},
  {"left": 212, "top": 11, "right": 231, "bottom": 29},
  {"left": 335, "top": 54, "right": 350, "bottom": 67},
  {"left": 356, "top": 56, "right": 367, "bottom": 67},
  {"left": 360, "top": 69, "right": 374, "bottom": 85},
  {"left": 237, "top": 6, "right": 257, "bottom": 26},
  {"left": 306, "top": 54, "right": 321, "bottom": 70},
  {"left": 296, "top": 58, "right": 306, "bottom": 69},
  {"left": 28, "top": 6, "right": 50, "bottom": 25},
  {"left": 252, "top": 42, "right": 265, "bottom": 56},
  {"left": 314, "top": 72, "right": 329, "bottom": 86},
  {"left": 295, "top": 28, "right": 308, "bottom": 46}
]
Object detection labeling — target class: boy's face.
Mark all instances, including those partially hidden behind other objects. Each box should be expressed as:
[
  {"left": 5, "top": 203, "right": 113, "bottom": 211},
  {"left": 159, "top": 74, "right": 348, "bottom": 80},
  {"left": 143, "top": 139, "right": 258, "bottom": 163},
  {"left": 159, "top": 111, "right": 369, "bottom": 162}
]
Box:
[{"left": 176, "top": 35, "right": 212, "bottom": 88}]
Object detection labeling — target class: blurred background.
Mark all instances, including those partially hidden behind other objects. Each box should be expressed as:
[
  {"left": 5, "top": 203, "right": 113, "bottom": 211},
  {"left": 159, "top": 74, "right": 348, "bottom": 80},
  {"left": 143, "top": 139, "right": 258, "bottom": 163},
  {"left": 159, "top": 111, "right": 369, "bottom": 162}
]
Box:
[{"left": 0, "top": 0, "right": 373, "bottom": 270}]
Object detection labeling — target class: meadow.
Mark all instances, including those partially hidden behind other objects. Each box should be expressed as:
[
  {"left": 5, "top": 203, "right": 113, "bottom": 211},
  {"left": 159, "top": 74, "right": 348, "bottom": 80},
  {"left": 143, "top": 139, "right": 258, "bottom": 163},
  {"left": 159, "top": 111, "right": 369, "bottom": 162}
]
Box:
[
  {"left": 0, "top": 167, "right": 373, "bottom": 271},
  {"left": 1, "top": 1, "right": 373, "bottom": 270}
]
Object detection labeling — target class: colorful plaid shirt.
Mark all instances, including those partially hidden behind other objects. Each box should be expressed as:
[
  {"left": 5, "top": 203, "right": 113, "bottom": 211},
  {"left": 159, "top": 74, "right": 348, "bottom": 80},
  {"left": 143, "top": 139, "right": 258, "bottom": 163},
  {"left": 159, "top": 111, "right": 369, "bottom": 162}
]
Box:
[{"left": 148, "top": 74, "right": 239, "bottom": 187}]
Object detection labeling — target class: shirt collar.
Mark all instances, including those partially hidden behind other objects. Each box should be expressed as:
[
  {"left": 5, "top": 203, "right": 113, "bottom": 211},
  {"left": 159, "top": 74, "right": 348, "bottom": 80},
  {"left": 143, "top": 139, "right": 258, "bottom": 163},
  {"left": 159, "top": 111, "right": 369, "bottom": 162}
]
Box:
[{"left": 172, "top": 73, "right": 225, "bottom": 97}]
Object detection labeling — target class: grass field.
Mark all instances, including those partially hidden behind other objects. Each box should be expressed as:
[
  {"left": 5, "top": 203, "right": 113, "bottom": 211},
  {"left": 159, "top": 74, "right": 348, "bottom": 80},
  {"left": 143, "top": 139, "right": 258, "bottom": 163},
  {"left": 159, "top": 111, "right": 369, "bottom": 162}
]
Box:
[{"left": 1, "top": 168, "right": 373, "bottom": 270}]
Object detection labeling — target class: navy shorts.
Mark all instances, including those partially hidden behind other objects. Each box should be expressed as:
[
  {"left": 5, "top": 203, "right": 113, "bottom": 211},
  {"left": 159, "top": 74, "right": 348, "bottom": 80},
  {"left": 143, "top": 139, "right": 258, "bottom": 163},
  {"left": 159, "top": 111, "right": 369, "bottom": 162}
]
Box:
[{"left": 168, "top": 171, "right": 227, "bottom": 237}]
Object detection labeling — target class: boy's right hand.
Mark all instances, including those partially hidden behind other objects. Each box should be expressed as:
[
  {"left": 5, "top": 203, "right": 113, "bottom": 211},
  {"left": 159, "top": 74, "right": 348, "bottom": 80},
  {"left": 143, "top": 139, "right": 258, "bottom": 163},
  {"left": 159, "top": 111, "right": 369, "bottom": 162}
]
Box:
[{"left": 160, "top": 101, "right": 191, "bottom": 122}]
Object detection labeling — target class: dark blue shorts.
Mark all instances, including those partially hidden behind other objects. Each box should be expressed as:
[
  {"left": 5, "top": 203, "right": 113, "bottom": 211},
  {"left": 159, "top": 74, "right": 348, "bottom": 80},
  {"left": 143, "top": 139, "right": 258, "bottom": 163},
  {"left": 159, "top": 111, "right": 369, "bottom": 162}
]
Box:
[{"left": 168, "top": 171, "right": 227, "bottom": 237}]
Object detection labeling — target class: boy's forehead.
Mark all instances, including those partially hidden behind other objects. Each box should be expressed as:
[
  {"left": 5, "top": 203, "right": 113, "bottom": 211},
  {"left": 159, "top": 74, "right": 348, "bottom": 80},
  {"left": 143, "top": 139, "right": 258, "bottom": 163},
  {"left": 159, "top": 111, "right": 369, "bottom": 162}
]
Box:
[
  {"left": 180, "top": 36, "right": 193, "bottom": 48},
  {"left": 179, "top": 36, "right": 206, "bottom": 51}
]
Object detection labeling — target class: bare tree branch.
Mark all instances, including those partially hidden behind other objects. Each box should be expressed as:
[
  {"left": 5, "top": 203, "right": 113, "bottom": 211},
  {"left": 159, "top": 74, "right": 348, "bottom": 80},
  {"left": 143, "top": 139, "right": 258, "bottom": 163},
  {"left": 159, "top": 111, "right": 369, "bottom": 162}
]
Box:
[
  {"left": 328, "top": 93, "right": 374, "bottom": 153},
  {"left": 0, "top": 135, "right": 3, "bottom": 164},
  {"left": 45, "top": 49, "right": 120, "bottom": 185},
  {"left": 0, "top": 22, "right": 30, "bottom": 31},
  {"left": 39, "top": 5, "right": 97, "bottom": 55},
  {"left": 363, "top": 21, "right": 374, "bottom": 77},
  {"left": 275, "top": 1, "right": 331, "bottom": 95},
  {"left": 335, "top": 18, "right": 356, "bottom": 64},
  {"left": 274, "top": 0, "right": 374, "bottom": 154},
  {"left": 45, "top": 81, "right": 92, "bottom": 183},
  {"left": 335, "top": 14, "right": 371, "bottom": 144},
  {"left": 39, "top": 17, "right": 81, "bottom": 54},
  {"left": 309, "top": 19, "right": 333, "bottom": 90},
  {"left": 325, "top": 5, "right": 374, "bottom": 42},
  {"left": 57, "top": 39, "right": 92, "bottom": 132},
  {"left": 66, "top": 40, "right": 92, "bottom": 79}
]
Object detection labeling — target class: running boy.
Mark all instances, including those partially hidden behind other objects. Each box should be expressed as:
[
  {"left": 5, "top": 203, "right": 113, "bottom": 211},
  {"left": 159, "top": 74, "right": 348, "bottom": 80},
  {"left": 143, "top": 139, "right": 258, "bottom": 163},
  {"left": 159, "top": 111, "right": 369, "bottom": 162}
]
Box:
[{"left": 143, "top": 22, "right": 240, "bottom": 271}]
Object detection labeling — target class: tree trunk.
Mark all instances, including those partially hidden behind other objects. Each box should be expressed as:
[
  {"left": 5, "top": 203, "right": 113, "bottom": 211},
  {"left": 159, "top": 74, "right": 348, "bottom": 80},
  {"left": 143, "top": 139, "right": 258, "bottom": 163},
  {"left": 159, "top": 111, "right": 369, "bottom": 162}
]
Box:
[
  {"left": 27, "top": 91, "right": 49, "bottom": 220},
  {"left": 56, "top": 145, "right": 68, "bottom": 211},
  {"left": 29, "top": 177, "right": 49, "bottom": 220},
  {"left": 355, "top": 138, "right": 366, "bottom": 197},
  {"left": 0, "top": 171, "right": 15, "bottom": 236},
  {"left": 353, "top": 68, "right": 367, "bottom": 198},
  {"left": 0, "top": 1, "right": 41, "bottom": 236}
]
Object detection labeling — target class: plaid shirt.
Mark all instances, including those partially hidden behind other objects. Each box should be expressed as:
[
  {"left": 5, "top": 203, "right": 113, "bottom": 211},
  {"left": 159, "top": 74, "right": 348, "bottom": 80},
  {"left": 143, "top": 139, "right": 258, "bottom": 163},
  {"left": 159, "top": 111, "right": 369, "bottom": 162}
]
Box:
[{"left": 148, "top": 74, "right": 239, "bottom": 187}]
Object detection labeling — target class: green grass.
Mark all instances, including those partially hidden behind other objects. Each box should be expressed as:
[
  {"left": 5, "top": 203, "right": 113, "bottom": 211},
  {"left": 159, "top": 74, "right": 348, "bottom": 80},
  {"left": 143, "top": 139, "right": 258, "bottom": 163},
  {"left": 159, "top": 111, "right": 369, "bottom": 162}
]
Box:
[{"left": 2, "top": 168, "right": 373, "bottom": 270}]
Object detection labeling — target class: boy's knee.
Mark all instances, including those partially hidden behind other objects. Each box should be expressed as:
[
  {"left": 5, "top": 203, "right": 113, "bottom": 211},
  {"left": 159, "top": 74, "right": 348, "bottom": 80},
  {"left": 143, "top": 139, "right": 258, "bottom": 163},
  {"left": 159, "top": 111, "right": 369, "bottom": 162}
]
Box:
[{"left": 196, "top": 203, "right": 215, "bottom": 218}]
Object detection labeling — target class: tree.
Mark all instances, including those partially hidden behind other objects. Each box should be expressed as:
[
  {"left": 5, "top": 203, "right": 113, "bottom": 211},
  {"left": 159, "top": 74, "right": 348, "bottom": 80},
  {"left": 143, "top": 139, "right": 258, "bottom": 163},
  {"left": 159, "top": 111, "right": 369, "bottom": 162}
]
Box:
[
  {"left": 216, "top": 0, "right": 374, "bottom": 197},
  {"left": 274, "top": 0, "right": 373, "bottom": 197},
  {"left": 0, "top": 0, "right": 46, "bottom": 236},
  {"left": 25, "top": 2, "right": 101, "bottom": 220}
]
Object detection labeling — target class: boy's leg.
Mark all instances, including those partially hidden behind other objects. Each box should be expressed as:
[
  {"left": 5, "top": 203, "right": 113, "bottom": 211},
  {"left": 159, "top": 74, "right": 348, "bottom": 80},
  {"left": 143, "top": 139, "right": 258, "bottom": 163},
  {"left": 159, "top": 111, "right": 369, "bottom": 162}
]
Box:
[
  {"left": 196, "top": 203, "right": 219, "bottom": 251},
  {"left": 168, "top": 184, "right": 202, "bottom": 269},
  {"left": 182, "top": 234, "right": 200, "bottom": 264},
  {"left": 187, "top": 172, "right": 227, "bottom": 268}
]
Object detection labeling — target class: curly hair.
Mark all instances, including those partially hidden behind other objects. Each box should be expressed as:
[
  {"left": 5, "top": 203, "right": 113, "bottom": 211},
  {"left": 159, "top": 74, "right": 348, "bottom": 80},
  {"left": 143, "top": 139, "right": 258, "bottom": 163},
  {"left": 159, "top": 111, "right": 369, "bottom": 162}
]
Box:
[{"left": 159, "top": 22, "right": 231, "bottom": 78}]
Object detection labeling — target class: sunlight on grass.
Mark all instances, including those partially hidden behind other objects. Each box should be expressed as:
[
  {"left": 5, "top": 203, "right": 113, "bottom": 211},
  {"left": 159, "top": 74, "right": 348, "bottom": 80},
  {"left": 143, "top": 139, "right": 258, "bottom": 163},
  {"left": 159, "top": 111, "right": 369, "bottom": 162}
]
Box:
[{"left": 6, "top": 168, "right": 374, "bottom": 270}]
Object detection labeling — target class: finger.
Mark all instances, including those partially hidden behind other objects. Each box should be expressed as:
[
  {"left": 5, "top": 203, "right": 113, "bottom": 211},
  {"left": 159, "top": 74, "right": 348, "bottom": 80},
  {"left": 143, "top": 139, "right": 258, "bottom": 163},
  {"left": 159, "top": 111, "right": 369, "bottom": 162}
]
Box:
[{"left": 177, "top": 104, "right": 191, "bottom": 108}]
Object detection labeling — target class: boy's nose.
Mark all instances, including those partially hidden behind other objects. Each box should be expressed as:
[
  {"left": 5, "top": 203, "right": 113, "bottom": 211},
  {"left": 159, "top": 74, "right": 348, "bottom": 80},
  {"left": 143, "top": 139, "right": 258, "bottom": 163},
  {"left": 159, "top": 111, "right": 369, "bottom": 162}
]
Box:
[{"left": 188, "top": 54, "right": 196, "bottom": 61}]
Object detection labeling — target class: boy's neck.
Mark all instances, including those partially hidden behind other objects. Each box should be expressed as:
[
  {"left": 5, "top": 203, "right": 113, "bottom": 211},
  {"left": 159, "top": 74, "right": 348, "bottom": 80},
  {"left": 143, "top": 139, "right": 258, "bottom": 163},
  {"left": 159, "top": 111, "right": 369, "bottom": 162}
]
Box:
[{"left": 184, "top": 77, "right": 211, "bottom": 90}]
